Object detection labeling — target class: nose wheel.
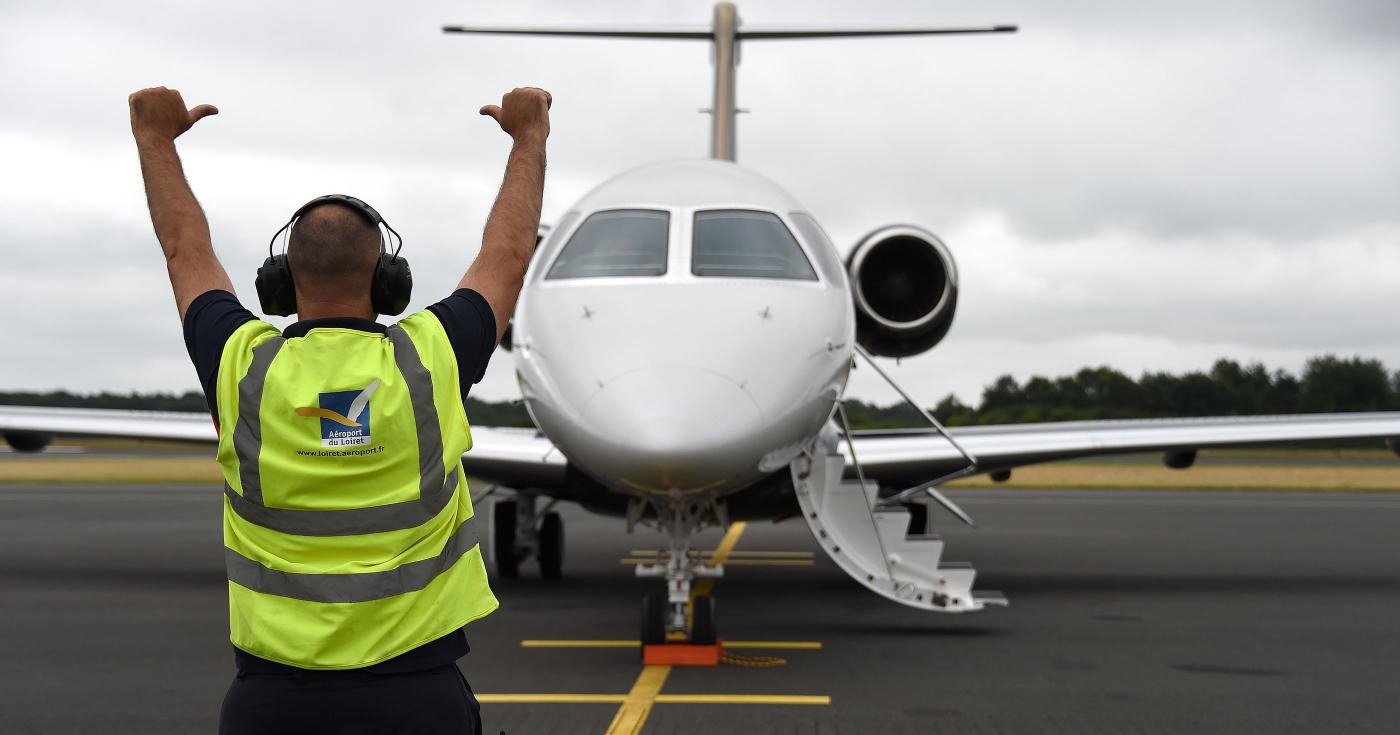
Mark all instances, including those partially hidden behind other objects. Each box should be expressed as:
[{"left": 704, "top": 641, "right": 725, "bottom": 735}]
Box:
[
  {"left": 690, "top": 595, "right": 717, "bottom": 645},
  {"left": 641, "top": 593, "right": 667, "bottom": 647}
]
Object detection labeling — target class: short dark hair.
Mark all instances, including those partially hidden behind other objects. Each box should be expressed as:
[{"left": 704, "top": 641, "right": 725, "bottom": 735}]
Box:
[{"left": 287, "top": 202, "right": 382, "bottom": 300}]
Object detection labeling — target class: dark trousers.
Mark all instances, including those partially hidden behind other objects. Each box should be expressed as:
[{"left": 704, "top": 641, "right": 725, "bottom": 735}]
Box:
[{"left": 219, "top": 663, "right": 481, "bottom": 734}]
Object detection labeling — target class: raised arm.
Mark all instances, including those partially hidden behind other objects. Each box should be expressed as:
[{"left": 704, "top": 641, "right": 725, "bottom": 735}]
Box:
[
  {"left": 461, "top": 87, "right": 552, "bottom": 344},
  {"left": 129, "top": 86, "right": 234, "bottom": 321}
]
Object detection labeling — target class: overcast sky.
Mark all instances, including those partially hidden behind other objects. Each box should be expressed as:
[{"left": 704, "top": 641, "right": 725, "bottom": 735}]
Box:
[{"left": 2, "top": 0, "right": 1397, "bottom": 408}]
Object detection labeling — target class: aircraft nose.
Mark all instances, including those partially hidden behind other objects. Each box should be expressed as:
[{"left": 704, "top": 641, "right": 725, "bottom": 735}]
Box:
[{"left": 581, "top": 367, "right": 763, "bottom": 491}]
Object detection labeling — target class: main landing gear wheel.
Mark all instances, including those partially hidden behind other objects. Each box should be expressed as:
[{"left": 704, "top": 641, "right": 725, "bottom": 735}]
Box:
[
  {"left": 537, "top": 511, "right": 564, "bottom": 579},
  {"left": 690, "top": 595, "right": 717, "bottom": 645},
  {"left": 641, "top": 593, "right": 667, "bottom": 653},
  {"left": 492, "top": 499, "right": 520, "bottom": 579}
]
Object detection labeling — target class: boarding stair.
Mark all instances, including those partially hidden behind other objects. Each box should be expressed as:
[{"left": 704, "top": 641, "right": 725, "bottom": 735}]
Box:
[{"left": 790, "top": 450, "right": 1007, "bottom": 612}]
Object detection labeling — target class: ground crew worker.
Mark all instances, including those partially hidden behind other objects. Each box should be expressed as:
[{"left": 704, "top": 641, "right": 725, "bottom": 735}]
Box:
[{"left": 129, "top": 83, "right": 551, "bottom": 734}]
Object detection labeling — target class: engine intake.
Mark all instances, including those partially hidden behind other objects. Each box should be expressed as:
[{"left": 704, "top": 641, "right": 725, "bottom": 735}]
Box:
[{"left": 846, "top": 225, "right": 959, "bottom": 358}]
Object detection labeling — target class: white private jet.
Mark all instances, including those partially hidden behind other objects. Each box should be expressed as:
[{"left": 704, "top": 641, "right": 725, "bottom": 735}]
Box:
[{"left": 5, "top": 3, "right": 1400, "bottom": 645}]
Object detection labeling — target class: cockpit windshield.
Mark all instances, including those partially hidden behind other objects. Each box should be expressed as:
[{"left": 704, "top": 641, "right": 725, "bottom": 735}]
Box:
[
  {"left": 546, "top": 209, "right": 669, "bottom": 279},
  {"left": 691, "top": 210, "right": 817, "bottom": 281}
]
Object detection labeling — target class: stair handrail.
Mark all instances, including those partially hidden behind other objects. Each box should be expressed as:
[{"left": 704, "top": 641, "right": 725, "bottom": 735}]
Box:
[{"left": 851, "top": 345, "right": 981, "bottom": 506}]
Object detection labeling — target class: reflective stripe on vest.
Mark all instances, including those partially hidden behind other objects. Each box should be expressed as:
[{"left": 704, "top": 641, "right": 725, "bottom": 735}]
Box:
[
  {"left": 221, "top": 468, "right": 461, "bottom": 537},
  {"left": 224, "top": 514, "right": 481, "bottom": 604},
  {"left": 224, "top": 323, "right": 477, "bottom": 601}
]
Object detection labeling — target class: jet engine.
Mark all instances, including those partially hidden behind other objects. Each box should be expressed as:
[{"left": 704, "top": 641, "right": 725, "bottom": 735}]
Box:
[
  {"left": 846, "top": 225, "right": 959, "bottom": 358},
  {"left": 3, "top": 431, "right": 52, "bottom": 453}
]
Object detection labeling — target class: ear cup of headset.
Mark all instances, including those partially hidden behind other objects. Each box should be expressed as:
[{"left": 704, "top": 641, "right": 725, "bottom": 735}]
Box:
[
  {"left": 370, "top": 253, "right": 413, "bottom": 316},
  {"left": 255, "top": 254, "right": 298, "bottom": 316}
]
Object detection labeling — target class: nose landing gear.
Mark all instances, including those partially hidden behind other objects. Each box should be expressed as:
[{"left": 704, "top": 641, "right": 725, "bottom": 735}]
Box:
[{"left": 632, "top": 494, "right": 726, "bottom": 646}]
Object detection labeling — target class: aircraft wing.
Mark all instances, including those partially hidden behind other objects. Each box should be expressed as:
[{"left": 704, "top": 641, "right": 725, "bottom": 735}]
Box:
[
  {"left": 457, "top": 425, "right": 567, "bottom": 490},
  {"left": 846, "top": 412, "right": 1400, "bottom": 486},
  {"left": 0, "top": 405, "right": 568, "bottom": 490},
  {"left": 0, "top": 406, "right": 218, "bottom": 444}
]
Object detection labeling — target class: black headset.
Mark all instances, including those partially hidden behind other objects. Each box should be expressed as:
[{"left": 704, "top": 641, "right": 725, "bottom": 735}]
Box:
[{"left": 256, "top": 194, "right": 412, "bottom": 317}]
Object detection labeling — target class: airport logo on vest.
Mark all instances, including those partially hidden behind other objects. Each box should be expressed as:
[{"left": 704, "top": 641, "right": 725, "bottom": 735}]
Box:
[{"left": 295, "top": 380, "right": 380, "bottom": 447}]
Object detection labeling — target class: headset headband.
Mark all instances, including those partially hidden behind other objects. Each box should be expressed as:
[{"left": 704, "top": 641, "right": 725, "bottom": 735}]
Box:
[
  {"left": 256, "top": 194, "right": 413, "bottom": 317},
  {"left": 267, "top": 194, "right": 404, "bottom": 260}
]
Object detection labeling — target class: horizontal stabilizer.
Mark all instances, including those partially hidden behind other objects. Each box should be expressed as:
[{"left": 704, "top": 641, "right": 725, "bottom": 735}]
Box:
[
  {"left": 442, "top": 24, "right": 1017, "bottom": 41},
  {"left": 737, "top": 25, "right": 1017, "bottom": 39},
  {"left": 442, "top": 25, "right": 712, "bottom": 39}
]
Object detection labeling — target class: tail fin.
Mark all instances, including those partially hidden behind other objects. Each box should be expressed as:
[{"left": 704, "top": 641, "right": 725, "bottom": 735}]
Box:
[{"left": 444, "top": 3, "right": 1015, "bottom": 161}]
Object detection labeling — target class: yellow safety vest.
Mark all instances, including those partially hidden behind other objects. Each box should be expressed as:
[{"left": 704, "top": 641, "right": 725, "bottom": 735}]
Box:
[{"left": 213, "top": 312, "right": 497, "bottom": 670}]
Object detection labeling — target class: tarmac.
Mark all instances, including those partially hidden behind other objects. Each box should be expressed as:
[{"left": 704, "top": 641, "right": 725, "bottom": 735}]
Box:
[{"left": 1, "top": 483, "right": 1398, "bottom": 733}]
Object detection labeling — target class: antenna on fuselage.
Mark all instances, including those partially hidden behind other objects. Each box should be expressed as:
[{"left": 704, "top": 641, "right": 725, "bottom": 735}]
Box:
[{"left": 443, "top": 2, "right": 1016, "bottom": 162}]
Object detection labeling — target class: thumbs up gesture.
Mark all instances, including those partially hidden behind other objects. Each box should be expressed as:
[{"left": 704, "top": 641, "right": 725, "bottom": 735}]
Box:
[
  {"left": 129, "top": 86, "right": 218, "bottom": 143},
  {"left": 480, "top": 87, "right": 552, "bottom": 144}
]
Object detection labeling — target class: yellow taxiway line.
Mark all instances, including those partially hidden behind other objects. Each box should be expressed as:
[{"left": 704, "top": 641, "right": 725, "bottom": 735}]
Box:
[
  {"left": 706, "top": 521, "right": 749, "bottom": 568},
  {"left": 654, "top": 694, "right": 831, "bottom": 705},
  {"left": 687, "top": 520, "right": 749, "bottom": 623},
  {"left": 475, "top": 692, "right": 830, "bottom": 706},
  {"left": 475, "top": 694, "right": 627, "bottom": 704},
  {"left": 621, "top": 558, "right": 814, "bottom": 567},
  {"left": 481, "top": 521, "right": 830, "bottom": 731},
  {"left": 604, "top": 665, "right": 672, "bottom": 735},
  {"left": 627, "top": 549, "right": 815, "bottom": 558},
  {"left": 720, "top": 640, "right": 823, "bottom": 650}
]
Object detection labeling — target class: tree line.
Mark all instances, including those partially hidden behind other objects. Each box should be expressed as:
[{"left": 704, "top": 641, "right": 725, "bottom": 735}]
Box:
[
  {"left": 4, "top": 355, "right": 1397, "bottom": 430},
  {"left": 0, "top": 391, "right": 537, "bottom": 428},
  {"left": 843, "top": 355, "right": 1399, "bottom": 429}
]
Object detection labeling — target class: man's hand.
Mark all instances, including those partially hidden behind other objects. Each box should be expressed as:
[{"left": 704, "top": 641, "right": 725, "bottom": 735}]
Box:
[
  {"left": 129, "top": 86, "right": 218, "bottom": 144},
  {"left": 463, "top": 87, "right": 551, "bottom": 343},
  {"left": 479, "top": 87, "right": 552, "bottom": 143},
  {"left": 129, "top": 86, "right": 233, "bottom": 321}
]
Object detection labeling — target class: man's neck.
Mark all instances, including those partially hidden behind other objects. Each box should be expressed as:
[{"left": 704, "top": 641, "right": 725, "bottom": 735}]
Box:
[{"left": 295, "top": 299, "right": 376, "bottom": 322}]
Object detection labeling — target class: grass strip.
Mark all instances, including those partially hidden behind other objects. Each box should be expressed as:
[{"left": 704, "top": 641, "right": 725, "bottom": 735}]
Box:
[{"left": 947, "top": 463, "right": 1400, "bottom": 491}]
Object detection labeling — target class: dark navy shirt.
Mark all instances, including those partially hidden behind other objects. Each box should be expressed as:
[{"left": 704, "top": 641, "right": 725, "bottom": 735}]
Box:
[{"left": 181, "top": 288, "right": 498, "bottom": 674}]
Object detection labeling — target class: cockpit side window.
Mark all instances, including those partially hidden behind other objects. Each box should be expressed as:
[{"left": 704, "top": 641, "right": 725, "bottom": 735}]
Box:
[
  {"left": 545, "top": 209, "right": 669, "bottom": 280},
  {"left": 691, "top": 210, "right": 818, "bottom": 281},
  {"left": 789, "top": 212, "right": 847, "bottom": 285}
]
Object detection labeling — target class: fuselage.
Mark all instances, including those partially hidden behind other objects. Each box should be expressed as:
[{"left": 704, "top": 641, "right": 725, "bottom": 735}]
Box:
[{"left": 512, "top": 159, "right": 855, "bottom": 499}]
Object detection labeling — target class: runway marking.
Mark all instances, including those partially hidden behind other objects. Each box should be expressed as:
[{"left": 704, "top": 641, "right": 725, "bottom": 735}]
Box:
[
  {"left": 707, "top": 522, "right": 749, "bottom": 568},
  {"left": 521, "top": 639, "right": 640, "bottom": 648},
  {"left": 476, "top": 694, "right": 627, "bottom": 704},
  {"left": 519, "top": 639, "right": 823, "bottom": 650},
  {"left": 688, "top": 520, "right": 748, "bottom": 620},
  {"left": 474, "top": 693, "right": 830, "bottom": 706},
  {"left": 621, "top": 557, "right": 814, "bottom": 567},
  {"left": 628, "top": 549, "right": 815, "bottom": 558},
  {"left": 721, "top": 641, "right": 823, "bottom": 650},
  {"left": 481, "top": 522, "right": 830, "bottom": 731},
  {"left": 604, "top": 665, "right": 671, "bottom": 735},
  {"left": 654, "top": 694, "right": 831, "bottom": 705}
]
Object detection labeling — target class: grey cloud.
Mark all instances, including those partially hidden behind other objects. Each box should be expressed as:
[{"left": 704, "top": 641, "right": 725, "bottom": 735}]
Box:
[{"left": 1, "top": 0, "right": 1397, "bottom": 407}]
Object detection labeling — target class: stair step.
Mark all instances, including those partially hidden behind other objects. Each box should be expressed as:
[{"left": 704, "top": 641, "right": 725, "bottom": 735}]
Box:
[{"left": 794, "top": 452, "right": 1009, "bottom": 613}]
